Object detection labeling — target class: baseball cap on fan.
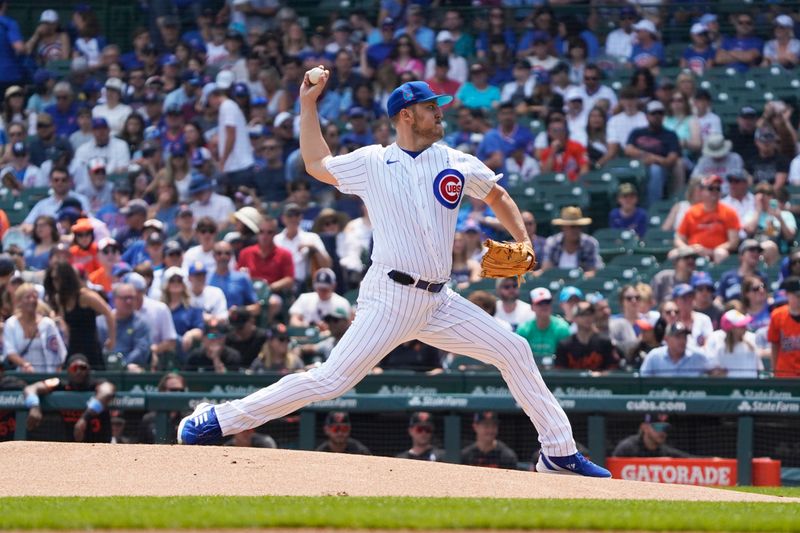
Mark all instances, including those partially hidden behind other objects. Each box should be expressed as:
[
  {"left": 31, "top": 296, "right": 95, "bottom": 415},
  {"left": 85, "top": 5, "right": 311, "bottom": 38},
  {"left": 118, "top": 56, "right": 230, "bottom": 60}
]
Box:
[{"left": 387, "top": 81, "right": 453, "bottom": 117}]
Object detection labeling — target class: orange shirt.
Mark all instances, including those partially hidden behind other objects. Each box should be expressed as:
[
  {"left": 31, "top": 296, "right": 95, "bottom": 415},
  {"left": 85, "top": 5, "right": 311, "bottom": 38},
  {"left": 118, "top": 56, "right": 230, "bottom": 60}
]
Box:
[
  {"left": 89, "top": 266, "right": 112, "bottom": 293},
  {"left": 677, "top": 202, "right": 740, "bottom": 250},
  {"left": 767, "top": 305, "right": 800, "bottom": 377},
  {"left": 539, "top": 140, "right": 587, "bottom": 182},
  {"left": 69, "top": 243, "right": 101, "bottom": 276}
]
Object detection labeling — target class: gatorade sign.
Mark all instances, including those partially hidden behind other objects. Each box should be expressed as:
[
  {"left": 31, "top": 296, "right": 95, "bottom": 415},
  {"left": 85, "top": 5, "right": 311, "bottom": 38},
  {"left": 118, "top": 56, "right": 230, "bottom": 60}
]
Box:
[{"left": 607, "top": 458, "right": 781, "bottom": 486}]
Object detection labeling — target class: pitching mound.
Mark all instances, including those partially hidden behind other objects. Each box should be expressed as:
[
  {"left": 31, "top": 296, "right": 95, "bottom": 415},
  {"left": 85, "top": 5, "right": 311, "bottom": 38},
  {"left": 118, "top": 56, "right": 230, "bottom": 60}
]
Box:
[{"left": 0, "top": 442, "right": 789, "bottom": 502}]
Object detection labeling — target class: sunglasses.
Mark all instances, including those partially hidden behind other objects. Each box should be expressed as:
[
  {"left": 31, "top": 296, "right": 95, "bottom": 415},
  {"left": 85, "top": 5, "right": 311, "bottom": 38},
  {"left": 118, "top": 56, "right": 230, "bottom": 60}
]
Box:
[
  {"left": 197, "top": 228, "right": 216, "bottom": 234},
  {"left": 534, "top": 299, "right": 552, "bottom": 306},
  {"left": 69, "top": 363, "right": 89, "bottom": 372},
  {"left": 706, "top": 187, "right": 721, "bottom": 192},
  {"left": 625, "top": 295, "right": 641, "bottom": 301},
  {"left": 412, "top": 425, "right": 433, "bottom": 434},
  {"left": 584, "top": 76, "right": 599, "bottom": 81},
  {"left": 648, "top": 110, "right": 665, "bottom": 115},
  {"left": 101, "top": 247, "right": 120, "bottom": 254},
  {"left": 696, "top": 286, "right": 714, "bottom": 292},
  {"left": 214, "top": 251, "right": 232, "bottom": 256},
  {"left": 273, "top": 336, "right": 290, "bottom": 343},
  {"left": 36, "top": 123, "right": 53, "bottom": 128},
  {"left": 499, "top": 284, "right": 518, "bottom": 290},
  {"left": 75, "top": 232, "right": 93, "bottom": 238},
  {"left": 664, "top": 309, "right": 679, "bottom": 315},
  {"left": 749, "top": 284, "right": 766, "bottom": 292},
  {"left": 327, "top": 424, "right": 350, "bottom": 433}
]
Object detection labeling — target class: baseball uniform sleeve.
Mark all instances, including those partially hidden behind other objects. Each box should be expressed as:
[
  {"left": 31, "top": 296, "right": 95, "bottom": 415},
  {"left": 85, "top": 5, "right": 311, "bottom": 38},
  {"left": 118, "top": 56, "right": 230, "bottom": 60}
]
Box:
[
  {"left": 462, "top": 153, "right": 500, "bottom": 200},
  {"left": 325, "top": 146, "right": 372, "bottom": 197}
]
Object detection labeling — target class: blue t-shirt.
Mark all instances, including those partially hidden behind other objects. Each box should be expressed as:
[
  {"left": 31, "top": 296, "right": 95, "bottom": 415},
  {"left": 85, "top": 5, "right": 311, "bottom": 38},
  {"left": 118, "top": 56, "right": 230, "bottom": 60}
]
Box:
[
  {"left": 44, "top": 101, "right": 82, "bottom": 137},
  {"left": 171, "top": 304, "right": 204, "bottom": 337},
  {"left": 477, "top": 126, "right": 534, "bottom": 166},
  {"left": 630, "top": 41, "right": 665, "bottom": 68},
  {"left": 682, "top": 46, "right": 716, "bottom": 75},
  {"left": 721, "top": 36, "right": 764, "bottom": 72},
  {"left": 208, "top": 271, "right": 258, "bottom": 308},
  {"left": 609, "top": 207, "right": 648, "bottom": 237},
  {"left": 717, "top": 268, "right": 768, "bottom": 302},
  {"left": 455, "top": 83, "right": 501, "bottom": 110},
  {"left": 121, "top": 240, "right": 149, "bottom": 265},
  {"left": 0, "top": 15, "right": 23, "bottom": 83}
]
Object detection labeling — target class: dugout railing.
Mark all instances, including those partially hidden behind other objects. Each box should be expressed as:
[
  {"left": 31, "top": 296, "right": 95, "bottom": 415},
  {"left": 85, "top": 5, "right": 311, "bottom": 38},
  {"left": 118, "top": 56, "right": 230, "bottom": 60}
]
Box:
[{"left": 2, "top": 389, "right": 799, "bottom": 485}]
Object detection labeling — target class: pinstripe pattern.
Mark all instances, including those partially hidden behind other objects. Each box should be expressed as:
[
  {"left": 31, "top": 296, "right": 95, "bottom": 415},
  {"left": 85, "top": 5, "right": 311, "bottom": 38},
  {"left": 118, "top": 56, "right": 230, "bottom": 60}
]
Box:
[{"left": 214, "top": 142, "right": 576, "bottom": 456}]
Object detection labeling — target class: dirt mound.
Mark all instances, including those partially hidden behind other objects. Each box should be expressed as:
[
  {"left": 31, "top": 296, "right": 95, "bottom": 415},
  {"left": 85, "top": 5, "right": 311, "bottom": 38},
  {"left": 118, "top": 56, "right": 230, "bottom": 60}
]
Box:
[{"left": 0, "top": 442, "right": 789, "bottom": 501}]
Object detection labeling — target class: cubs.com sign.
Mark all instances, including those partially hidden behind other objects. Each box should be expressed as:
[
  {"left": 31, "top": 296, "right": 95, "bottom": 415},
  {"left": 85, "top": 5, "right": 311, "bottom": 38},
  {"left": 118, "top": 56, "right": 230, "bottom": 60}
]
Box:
[
  {"left": 608, "top": 458, "right": 737, "bottom": 486},
  {"left": 433, "top": 169, "right": 464, "bottom": 209}
]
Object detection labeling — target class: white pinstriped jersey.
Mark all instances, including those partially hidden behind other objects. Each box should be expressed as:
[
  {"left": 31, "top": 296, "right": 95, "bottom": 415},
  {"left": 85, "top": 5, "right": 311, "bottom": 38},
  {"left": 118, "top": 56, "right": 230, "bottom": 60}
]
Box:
[{"left": 325, "top": 142, "right": 498, "bottom": 281}]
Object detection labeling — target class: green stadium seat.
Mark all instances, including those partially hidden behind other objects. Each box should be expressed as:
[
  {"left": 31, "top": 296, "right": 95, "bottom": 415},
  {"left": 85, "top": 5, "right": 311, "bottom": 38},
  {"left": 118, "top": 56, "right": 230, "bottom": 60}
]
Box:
[{"left": 593, "top": 228, "right": 640, "bottom": 258}]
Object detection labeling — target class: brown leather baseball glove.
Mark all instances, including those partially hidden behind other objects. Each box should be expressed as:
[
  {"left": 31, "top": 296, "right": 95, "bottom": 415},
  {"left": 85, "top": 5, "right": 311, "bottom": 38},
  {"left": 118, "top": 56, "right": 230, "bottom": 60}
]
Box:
[{"left": 480, "top": 239, "right": 536, "bottom": 284}]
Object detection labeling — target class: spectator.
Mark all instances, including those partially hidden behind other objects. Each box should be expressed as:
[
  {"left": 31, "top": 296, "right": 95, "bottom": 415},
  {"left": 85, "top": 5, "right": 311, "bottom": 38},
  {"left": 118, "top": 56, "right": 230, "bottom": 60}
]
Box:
[
  {"left": 248, "top": 323, "right": 303, "bottom": 372},
  {"left": 225, "top": 307, "right": 268, "bottom": 369},
  {"left": 91, "top": 78, "right": 132, "bottom": 137},
  {"left": 424, "top": 31, "right": 467, "bottom": 84},
  {"left": 493, "top": 277, "right": 534, "bottom": 331},
  {"left": 609, "top": 183, "right": 647, "bottom": 238},
  {"left": 521, "top": 211, "right": 546, "bottom": 269},
  {"left": 441, "top": 9, "right": 473, "bottom": 58},
  {"left": 187, "top": 172, "right": 235, "bottom": 228},
  {"left": 23, "top": 353, "right": 115, "bottom": 442},
  {"left": 73, "top": 118, "right": 131, "bottom": 174},
  {"left": 397, "top": 412, "right": 446, "bottom": 462},
  {"left": 21, "top": 167, "right": 90, "bottom": 233},
  {"left": 182, "top": 216, "right": 219, "bottom": 274},
  {"left": 681, "top": 23, "right": 716, "bottom": 75},
  {"left": 88, "top": 237, "right": 120, "bottom": 294},
  {"left": 478, "top": 102, "right": 534, "bottom": 174},
  {"left": 742, "top": 182, "right": 797, "bottom": 264},
  {"left": 275, "top": 202, "right": 331, "bottom": 289},
  {"left": 630, "top": 315, "right": 665, "bottom": 369},
  {"left": 555, "top": 301, "right": 619, "bottom": 372},
  {"left": 461, "top": 411, "right": 518, "bottom": 469},
  {"left": 0, "top": 1, "right": 24, "bottom": 95},
  {"left": 30, "top": 112, "right": 72, "bottom": 169},
  {"left": 742, "top": 275, "right": 772, "bottom": 332},
  {"left": 612, "top": 414, "right": 691, "bottom": 458},
  {"left": 675, "top": 174, "right": 740, "bottom": 264},
  {"left": 609, "top": 284, "right": 645, "bottom": 362},
  {"left": 78, "top": 158, "right": 113, "bottom": 214},
  {"left": 727, "top": 106, "right": 759, "bottom": 163},
  {"left": 2, "top": 283, "right": 66, "bottom": 372},
  {"left": 238, "top": 215, "right": 294, "bottom": 292},
  {"left": 454, "top": 63, "right": 500, "bottom": 111},
  {"left": 25, "top": 216, "right": 58, "bottom": 271},
  {"left": 629, "top": 19, "right": 664, "bottom": 70},
  {"left": 160, "top": 266, "right": 203, "bottom": 360},
  {"left": 606, "top": 86, "right": 647, "bottom": 161},
  {"left": 463, "top": 290, "right": 511, "bottom": 333},
  {"left": 672, "top": 283, "right": 714, "bottom": 351},
  {"left": 316, "top": 411, "right": 371, "bottom": 455},
  {"left": 761, "top": 15, "right": 800, "bottom": 68},
  {"left": 500, "top": 60, "right": 535, "bottom": 107},
  {"left": 768, "top": 276, "right": 800, "bottom": 377},
  {"left": 289, "top": 268, "right": 351, "bottom": 328},
  {"left": 605, "top": 7, "right": 636, "bottom": 62},
  {"left": 706, "top": 310, "right": 762, "bottom": 378},
  {"left": 692, "top": 89, "right": 722, "bottom": 145},
  {"left": 451, "top": 231, "right": 482, "bottom": 290},
  {"left": 578, "top": 64, "right": 617, "bottom": 113},
  {"left": 538, "top": 116, "right": 588, "bottom": 182},
  {"left": 717, "top": 239, "right": 768, "bottom": 303},
  {"left": 184, "top": 320, "right": 241, "bottom": 373},
  {"left": 640, "top": 322, "right": 714, "bottom": 377},
  {"left": 138, "top": 372, "right": 187, "bottom": 444},
  {"left": 68, "top": 217, "right": 100, "bottom": 275},
  {"left": 540, "top": 207, "right": 602, "bottom": 277},
  {"left": 208, "top": 241, "right": 260, "bottom": 317},
  {"left": 44, "top": 261, "right": 114, "bottom": 370},
  {"left": 624, "top": 100, "right": 681, "bottom": 208},
  {"left": 1, "top": 142, "right": 39, "bottom": 191},
  {"left": 691, "top": 271, "right": 723, "bottom": 329},
  {"left": 187, "top": 261, "right": 228, "bottom": 322},
  {"left": 208, "top": 80, "right": 256, "bottom": 197},
  {"left": 105, "top": 282, "right": 150, "bottom": 370},
  {"left": 584, "top": 107, "right": 611, "bottom": 168},
  {"left": 716, "top": 12, "right": 763, "bottom": 72},
  {"left": 126, "top": 272, "right": 178, "bottom": 369},
  {"left": 720, "top": 170, "right": 755, "bottom": 223},
  {"left": 661, "top": 177, "right": 703, "bottom": 231},
  {"left": 517, "top": 287, "right": 571, "bottom": 366},
  {"left": 563, "top": 87, "right": 588, "bottom": 147},
  {"left": 525, "top": 32, "right": 558, "bottom": 73},
  {"left": 691, "top": 134, "right": 744, "bottom": 195}
]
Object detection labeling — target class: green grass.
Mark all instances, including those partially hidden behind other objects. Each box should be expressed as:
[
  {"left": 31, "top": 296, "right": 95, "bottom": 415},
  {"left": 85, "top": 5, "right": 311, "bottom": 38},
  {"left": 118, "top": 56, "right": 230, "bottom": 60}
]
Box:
[
  {"left": 729, "top": 486, "right": 800, "bottom": 497},
  {"left": 0, "top": 496, "right": 797, "bottom": 531}
]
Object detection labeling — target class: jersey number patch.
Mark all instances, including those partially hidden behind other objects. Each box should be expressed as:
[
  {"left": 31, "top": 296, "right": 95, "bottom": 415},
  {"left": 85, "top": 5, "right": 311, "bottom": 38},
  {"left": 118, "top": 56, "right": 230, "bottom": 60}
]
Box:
[{"left": 433, "top": 169, "right": 464, "bottom": 210}]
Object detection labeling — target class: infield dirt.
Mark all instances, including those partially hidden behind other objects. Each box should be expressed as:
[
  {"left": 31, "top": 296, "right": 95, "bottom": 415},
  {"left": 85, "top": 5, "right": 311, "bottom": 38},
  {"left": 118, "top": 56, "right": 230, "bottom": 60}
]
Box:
[{"left": 0, "top": 442, "right": 795, "bottom": 502}]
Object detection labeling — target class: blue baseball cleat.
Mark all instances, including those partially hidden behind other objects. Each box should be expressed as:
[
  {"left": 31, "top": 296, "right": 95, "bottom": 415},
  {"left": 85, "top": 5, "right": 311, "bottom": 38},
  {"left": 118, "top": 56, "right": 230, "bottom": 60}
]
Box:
[
  {"left": 177, "top": 402, "right": 223, "bottom": 445},
  {"left": 536, "top": 451, "right": 612, "bottom": 478}
]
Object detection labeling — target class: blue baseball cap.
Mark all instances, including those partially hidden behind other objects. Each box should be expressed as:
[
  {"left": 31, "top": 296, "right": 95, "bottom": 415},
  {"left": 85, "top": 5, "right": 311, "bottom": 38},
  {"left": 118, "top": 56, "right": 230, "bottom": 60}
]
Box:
[
  {"left": 559, "top": 286, "right": 584, "bottom": 303},
  {"left": 691, "top": 271, "right": 714, "bottom": 289},
  {"left": 672, "top": 283, "right": 695, "bottom": 298},
  {"left": 91, "top": 117, "right": 108, "bottom": 129},
  {"left": 112, "top": 262, "right": 132, "bottom": 277},
  {"left": 188, "top": 261, "right": 207, "bottom": 275},
  {"left": 699, "top": 13, "right": 717, "bottom": 25},
  {"left": 386, "top": 81, "right": 453, "bottom": 118}
]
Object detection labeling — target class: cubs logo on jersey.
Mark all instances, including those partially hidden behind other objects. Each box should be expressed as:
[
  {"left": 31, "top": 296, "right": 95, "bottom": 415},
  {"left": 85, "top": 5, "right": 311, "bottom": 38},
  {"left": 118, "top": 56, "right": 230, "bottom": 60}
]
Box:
[{"left": 432, "top": 168, "right": 464, "bottom": 209}]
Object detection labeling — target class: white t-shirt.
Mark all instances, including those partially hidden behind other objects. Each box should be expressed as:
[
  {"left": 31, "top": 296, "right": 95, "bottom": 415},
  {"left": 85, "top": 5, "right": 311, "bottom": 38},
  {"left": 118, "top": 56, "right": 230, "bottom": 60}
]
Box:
[
  {"left": 578, "top": 85, "right": 618, "bottom": 112},
  {"left": 566, "top": 111, "right": 589, "bottom": 148},
  {"left": 74, "top": 137, "right": 131, "bottom": 175},
  {"left": 705, "top": 330, "right": 763, "bottom": 378},
  {"left": 557, "top": 250, "right": 579, "bottom": 269},
  {"left": 494, "top": 299, "right": 535, "bottom": 330},
  {"left": 721, "top": 192, "right": 756, "bottom": 227},
  {"left": 183, "top": 246, "right": 215, "bottom": 273},
  {"left": 139, "top": 297, "right": 178, "bottom": 345},
  {"left": 190, "top": 285, "right": 229, "bottom": 320},
  {"left": 2, "top": 315, "right": 66, "bottom": 372},
  {"left": 289, "top": 291, "right": 352, "bottom": 325},
  {"left": 787, "top": 153, "right": 800, "bottom": 185},
  {"left": 687, "top": 311, "right": 714, "bottom": 353},
  {"left": 92, "top": 103, "right": 133, "bottom": 136},
  {"left": 274, "top": 229, "right": 330, "bottom": 283},
  {"left": 606, "top": 111, "right": 648, "bottom": 146},
  {"left": 218, "top": 98, "right": 254, "bottom": 172},
  {"left": 424, "top": 54, "right": 468, "bottom": 84},
  {"left": 189, "top": 193, "right": 235, "bottom": 227},
  {"left": 695, "top": 112, "right": 722, "bottom": 143},
  {"left": 605, "top": 28, "right": 635, "bottom": 60}
]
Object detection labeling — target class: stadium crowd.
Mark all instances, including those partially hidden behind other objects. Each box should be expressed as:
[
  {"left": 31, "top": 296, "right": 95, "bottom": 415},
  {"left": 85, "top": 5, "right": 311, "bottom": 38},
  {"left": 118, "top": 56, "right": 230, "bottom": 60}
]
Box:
[{"left": 0, "top": 0, "right": 796, "bottom": 431}]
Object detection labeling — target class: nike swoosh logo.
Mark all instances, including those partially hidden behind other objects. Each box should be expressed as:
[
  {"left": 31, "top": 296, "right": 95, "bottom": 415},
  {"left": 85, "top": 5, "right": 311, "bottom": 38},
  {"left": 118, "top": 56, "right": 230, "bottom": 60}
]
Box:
[{"left": 386, "top": 160, "right": 399, "bottom": 165}]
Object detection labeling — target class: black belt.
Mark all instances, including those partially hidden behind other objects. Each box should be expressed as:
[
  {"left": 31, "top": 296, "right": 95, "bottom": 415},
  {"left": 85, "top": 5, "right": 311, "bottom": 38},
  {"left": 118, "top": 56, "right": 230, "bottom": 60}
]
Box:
[{"left": 388, "top": 270, "right": 445, "bottom": 293}]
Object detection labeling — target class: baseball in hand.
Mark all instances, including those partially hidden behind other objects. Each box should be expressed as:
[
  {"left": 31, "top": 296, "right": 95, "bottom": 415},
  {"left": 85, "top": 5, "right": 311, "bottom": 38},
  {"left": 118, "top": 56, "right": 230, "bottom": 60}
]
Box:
[{"left": 308, "top": 67, "right": 325, "bottom": 85}]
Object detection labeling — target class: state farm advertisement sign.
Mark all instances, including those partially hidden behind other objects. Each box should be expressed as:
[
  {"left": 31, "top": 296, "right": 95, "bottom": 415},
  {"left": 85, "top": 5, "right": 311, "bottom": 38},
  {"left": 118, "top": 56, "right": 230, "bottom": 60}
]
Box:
[{"left": 606, "top": 458, "right": 737, "bottom": 486}]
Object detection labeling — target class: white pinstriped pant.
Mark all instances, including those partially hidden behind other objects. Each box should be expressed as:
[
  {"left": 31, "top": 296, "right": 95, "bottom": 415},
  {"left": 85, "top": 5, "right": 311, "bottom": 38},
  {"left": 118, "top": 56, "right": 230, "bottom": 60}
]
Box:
[{"left": 215, "top": 264, "right": 577, "bottom": 456}]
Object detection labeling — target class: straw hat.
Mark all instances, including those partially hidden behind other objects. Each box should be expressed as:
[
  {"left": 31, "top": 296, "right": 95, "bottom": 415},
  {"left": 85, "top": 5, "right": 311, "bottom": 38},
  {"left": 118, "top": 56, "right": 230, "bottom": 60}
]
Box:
[{"left": 552, "top": 206, "right": 592, "bottom": 226}]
